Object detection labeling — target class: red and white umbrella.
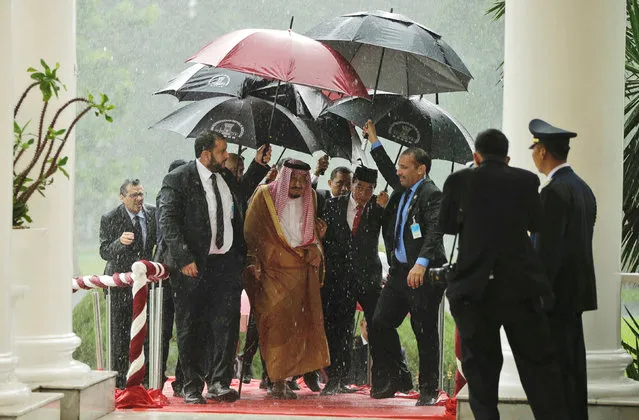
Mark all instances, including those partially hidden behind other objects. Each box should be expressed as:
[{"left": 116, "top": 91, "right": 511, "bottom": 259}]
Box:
[{"left": 186, "top": 28, "right": 370, "bottom": 99}]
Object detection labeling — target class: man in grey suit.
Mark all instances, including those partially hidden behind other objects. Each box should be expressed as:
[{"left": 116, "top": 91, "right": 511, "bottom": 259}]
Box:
[{"left": 99, "top": 178, "right": 156, "bottom": 389}]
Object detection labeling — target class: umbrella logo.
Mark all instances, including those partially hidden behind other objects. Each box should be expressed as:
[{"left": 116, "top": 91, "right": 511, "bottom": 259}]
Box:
[
  {"left": 388, "top": 121, "right": 421, "bottom": 145},
  {"left": 207, "top": 74, "right": 231, "bottom": 88},
  {"left": 211, "top": 119, "right": 245, "bottom": 140}
]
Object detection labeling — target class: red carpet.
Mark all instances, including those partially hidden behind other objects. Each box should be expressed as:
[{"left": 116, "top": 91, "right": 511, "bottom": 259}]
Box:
[{"left": 118, "top": 378, "right": 456, "bottom": 419}]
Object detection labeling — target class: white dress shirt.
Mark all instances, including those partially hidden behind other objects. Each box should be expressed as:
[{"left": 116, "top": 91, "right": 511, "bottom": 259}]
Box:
[
  {"left": 196, "top": 159, "right": 234, "bottom": 254},
  {"left": 346, "top": 193, "right": 362, "bottom": 231},
  {"left": 547, "top": 162, "right": 571, "bottom": 180},
  {"left": 280, "top": 197, "right": 304, "bottom": 248},
  {"left": 540, "top": 163, "right": 571, "bottom": 191}
]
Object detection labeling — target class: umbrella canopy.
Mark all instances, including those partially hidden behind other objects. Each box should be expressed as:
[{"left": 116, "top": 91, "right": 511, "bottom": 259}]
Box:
[
  {"left": 252, "top": 82, "right": 332, "bottom": 120},
  {"left": 305, "top": 10, "right": 472, "bottom": 95},
  {"left": 150, "top": 95, "right": 322, "bottom": 155},
  {"left": 325, "top": 93, "right": 474, "bottom": 164},
  {"left": 154, "top": 64, "right": 268, "bottom": 101},
  {"left": 186, "top": 28, "right": 370, "bottom": 99},
  {"left": 155, "top": 65, "right": 331, "bottom": 119}
]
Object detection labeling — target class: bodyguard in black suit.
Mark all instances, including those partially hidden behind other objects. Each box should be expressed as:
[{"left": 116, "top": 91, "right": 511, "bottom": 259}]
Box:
[
  {"left": 99, "top": 179, "right": 157, "bottom": 389},
  {"left": 440, "top": 129, "right": 569, "bottom": 420},
  {"left": 159, "top": 132, "right": 270, "bottom": 404},
  {"left": 320, "top": 165, "right": 389, "bottom": 395},
  {"left": 363, "top": 121, "right": 447, "bottom": 406},
  {"left": 529, "top": 118, "right": 597, "bottom": 420},
  {"left": 154, "top": 159, "right": 187, "bottom": 396}
]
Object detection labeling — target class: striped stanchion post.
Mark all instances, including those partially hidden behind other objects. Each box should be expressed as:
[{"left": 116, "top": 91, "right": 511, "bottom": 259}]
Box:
[{"left": 124, "top": 261, "right": 150, "bottom": 388}]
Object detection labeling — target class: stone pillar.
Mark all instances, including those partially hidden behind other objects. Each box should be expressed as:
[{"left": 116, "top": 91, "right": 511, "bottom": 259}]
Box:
[
  {"left": 500, "top": 0, "right": 639, "bottom": 397},
  {"left": 11, "top": 0, "right": 89, "bottom": 382},
  {"left": 0, "top": 0, "right": 31, "bottom": 405}
]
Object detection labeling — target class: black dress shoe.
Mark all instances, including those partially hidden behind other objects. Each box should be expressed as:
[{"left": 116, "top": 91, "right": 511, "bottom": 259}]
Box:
[
  {"left": 399, "top": 370, "right": 413, "bottom": 393},
  {"left": 287, "top": 379, "right": 301, "bottom": 391},
  {"left": 303, "top": 371, "right": 321, "bottom": 392},
  {"left": 205, "top": 382, "right": 240, "bottom": 402},
  {"left": 416, "top": 392, "right": 438, "bottom": 406},
  {"left": 172, "top": 381, "right": 184, "bottom": 398},
  {"left": 183, "top": 393, "right": 206, "bottom": 404},
  {"left": 241, "top": 363, "right": 253, "bottom": 384},
  {"left": 338, "top": 383, "right": 358, "bottom": 394},
  {"left": 259, "top": 377, "right": 270, "bottom": 390},
  {"left": 320, "top": 379, "right": 340, "bottom": 396}
]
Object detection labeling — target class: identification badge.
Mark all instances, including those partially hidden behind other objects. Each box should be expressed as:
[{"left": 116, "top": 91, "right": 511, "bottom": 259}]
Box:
[{"left": 410, "top": 222, "right": 422, "bottom": 239}]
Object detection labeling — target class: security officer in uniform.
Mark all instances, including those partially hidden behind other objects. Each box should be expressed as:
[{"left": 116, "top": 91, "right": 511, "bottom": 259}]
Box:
[
  {"left": 529, "top": 118, "right": 597, "bottom": 420},
  {"left": 440, "top": 128, "right": 570, "bottom": 420},
  {"left": 320, "top": 165, "right": 388, "bottom": 395}
]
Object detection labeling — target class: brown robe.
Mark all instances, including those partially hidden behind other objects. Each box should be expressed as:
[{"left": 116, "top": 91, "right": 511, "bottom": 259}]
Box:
[{"left": 243, "top": 185, "right": 330, "bottom": 381}]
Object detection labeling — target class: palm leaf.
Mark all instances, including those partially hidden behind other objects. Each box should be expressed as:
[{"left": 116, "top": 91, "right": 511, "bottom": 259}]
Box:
[{"left": 622, "top": 0, "right": 639, "bottom": 271}]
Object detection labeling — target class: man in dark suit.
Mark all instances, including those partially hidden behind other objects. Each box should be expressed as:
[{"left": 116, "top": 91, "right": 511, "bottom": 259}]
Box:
[
  {"left": 529, "top": 118, "right": 597, "bottom": 420},
  {"left": 99, "top": 178, "right": 157, "bottom": 389},
  {"left": 154, "top": 159, "right": 187, "bottom": 396},
  {"left": 159, "top": 132, "right": 270, "bottom": 404},
  {"left": 439, "top": 128, "right": 569, "bottom": 420},
  {"left": 312, "top": 160, "right": 352, "bottom": 212},
  {"left": 320, "top": 165, "right": 389, "bottom": 395},
  {"left": 363, "top": 121, "right": 447, "bottom": 406}
]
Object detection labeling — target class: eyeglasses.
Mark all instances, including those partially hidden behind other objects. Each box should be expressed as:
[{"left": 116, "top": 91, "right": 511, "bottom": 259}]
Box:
[{"left": 127, "top": 192, "right": 145, "bottom": 198}]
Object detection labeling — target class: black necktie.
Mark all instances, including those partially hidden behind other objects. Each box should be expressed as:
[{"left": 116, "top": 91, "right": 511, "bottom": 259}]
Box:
[
  {"left": 132, "top": 215, "right": 144, "bottom": 252},
  {"left": 211, "top": 173, "right": 225, "bottom": 249},
  {"left": 394, "top": 191, "right": 410, "bottom": 248}
]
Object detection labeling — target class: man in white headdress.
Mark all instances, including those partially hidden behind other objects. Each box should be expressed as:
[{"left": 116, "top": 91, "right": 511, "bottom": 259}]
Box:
[{"left": 243, "top": 159, "right": 330, "bottom": 399}]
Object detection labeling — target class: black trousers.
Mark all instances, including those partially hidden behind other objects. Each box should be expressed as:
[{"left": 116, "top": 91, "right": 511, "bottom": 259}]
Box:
[
  {"left": 450, "top": 290, "right": 570, "bottom": 420},
  {"left": 110, "top": 285, "right": 161, "bottom": 389},
  {"left": 173, "top": 252, "right": 243, "bottom": 395},
  {"left": 321, "top": 272, "right": 380, "bottom": 383},
  {"left": 370, "top": 262, "right": 444, "bottom": 395},
  {"left": 109, "top": 287, "right": 135, "bottom": 389},
  {"left": 549, "top": 311, "right": 588, "bottom": 420},
  {"left": 241, "top": 310, "right": 259, "bottom": 368}
]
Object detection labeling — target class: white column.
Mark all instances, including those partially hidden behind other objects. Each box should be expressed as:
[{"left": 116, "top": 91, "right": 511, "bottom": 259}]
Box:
[
  {"left": 0, "top": 0, "right": 31, "bottom": 405},
  {"left": 500, "top": 0, "right": 639, "bottom": 398},
  {"left": 11, "top": 0, "right": 89, "bottom": 382}
]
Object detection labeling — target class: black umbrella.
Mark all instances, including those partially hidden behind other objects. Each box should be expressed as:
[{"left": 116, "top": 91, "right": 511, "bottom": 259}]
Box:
[
  {"left": 150, "top": 95, "right": 323, "bottom": 155},
  {"left": 305, "top": 10, "right": 472, "bottom": 96},
  {"left": 325, "top": 93, "right": 473, "bottom": 164},
  {"left": 154, "top": 64, "right": 268, "bottom": 101},
  {"left": 251, "top": 82, "right": 355, "bottom": 161},
  {"left": 251, "top": 82, "right": 332, "bottom": 120},
  {"left": 155, "top": 64, "right": 332, "bottom": 120}
]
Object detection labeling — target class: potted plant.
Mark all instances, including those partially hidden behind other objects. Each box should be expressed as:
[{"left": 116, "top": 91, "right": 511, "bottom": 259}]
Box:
[{"left": 12, "top": 59, "right": 114, "bottom": 227}]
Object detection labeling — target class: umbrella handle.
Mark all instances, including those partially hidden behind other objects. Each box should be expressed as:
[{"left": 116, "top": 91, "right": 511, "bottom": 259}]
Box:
[{"left": 262, "top": 143, "right": 270, "bottom": 165}]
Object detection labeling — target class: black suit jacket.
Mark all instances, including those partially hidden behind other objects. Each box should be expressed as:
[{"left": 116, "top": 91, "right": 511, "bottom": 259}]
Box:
[
  {"left": 158, "top": 159, "right": 268, "bottom": 274},
  {"left": 100, "top": 203, "right": 157, "bottom": 275},
  {"left": 370, "top": 145, "right": 446, "bottom": 269},
  {"left": 539, "top": 166, "right": 597, "bottom": 313},
  {"left": 439, "top": 160, "right": 550, "bottom": 302},
  {"left": 316, "top": 188, "right": 332, "bottom": 214},
  {"left": 322, "top": 194, "right": 384, "bottom": 287}
]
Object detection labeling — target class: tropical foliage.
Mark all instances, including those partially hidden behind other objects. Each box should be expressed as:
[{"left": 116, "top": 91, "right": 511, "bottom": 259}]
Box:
[
  {"left": 623, "top": 0, "right": 639, "bottom": 272},
  {"left": 13, "top": 60, "right": 114, "bottom": 227}
]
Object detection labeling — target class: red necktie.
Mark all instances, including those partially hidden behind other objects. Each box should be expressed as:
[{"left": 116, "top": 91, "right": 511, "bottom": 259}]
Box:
[{"left": 352, "top": 205, "right": 363, "bottom": 236}]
